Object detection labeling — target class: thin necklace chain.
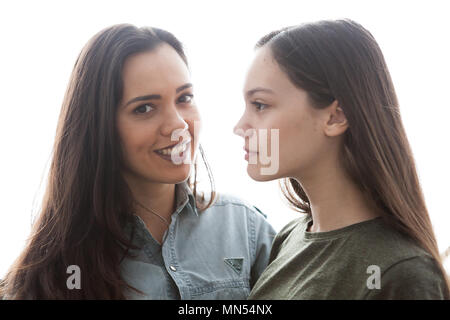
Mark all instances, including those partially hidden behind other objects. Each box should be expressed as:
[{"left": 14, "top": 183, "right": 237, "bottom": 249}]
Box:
[{"left": 134, "top": 199, "right": 170, "bottom": 227}]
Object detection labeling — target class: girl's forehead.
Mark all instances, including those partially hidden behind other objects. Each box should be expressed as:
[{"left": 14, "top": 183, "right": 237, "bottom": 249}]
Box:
[{"left": 244, "top": 47, "right": 300, "bottom": 98}]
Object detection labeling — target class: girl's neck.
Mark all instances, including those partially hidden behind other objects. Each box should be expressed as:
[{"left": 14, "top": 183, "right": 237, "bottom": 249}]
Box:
[{"left": 295, "top": 159, "right": 381, "bottom": 233}]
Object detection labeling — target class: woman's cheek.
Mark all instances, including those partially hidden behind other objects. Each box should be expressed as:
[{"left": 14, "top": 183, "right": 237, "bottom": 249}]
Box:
[{"left": 187, "top": 112, "right": 201, "bottom": 142}]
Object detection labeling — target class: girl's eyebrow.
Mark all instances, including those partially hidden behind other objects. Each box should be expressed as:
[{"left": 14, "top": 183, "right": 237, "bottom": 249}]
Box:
[
  {"left": 123, "top": 83, "right": 193, "bottom": 108},
  {"left": 245, "top": 87, "right": 274, "bottom": 98}
]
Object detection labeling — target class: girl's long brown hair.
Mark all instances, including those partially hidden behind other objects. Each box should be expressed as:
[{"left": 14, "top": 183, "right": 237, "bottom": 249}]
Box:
[
  {"left": 258, "top": 19, "right": 449, "bottom": 297},
  {"left": 0, "top": 24, "right": 215, "bottom": 299}
]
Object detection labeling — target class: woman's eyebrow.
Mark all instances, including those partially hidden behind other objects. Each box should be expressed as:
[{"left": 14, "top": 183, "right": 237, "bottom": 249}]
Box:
[
  {"left": 176, "top": 83, "right": 193, "bottom": 93},
  {"left": 124, "top": 94, "right": 161, "bottom": 108},
  {"left": 123, "top": 83, "right": 193, "bottom": 108}
]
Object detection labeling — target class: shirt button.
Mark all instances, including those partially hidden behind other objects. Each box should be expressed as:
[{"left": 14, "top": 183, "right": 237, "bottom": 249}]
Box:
[{"left": 169, "top": 265, "right": 177, "bottom": 272}]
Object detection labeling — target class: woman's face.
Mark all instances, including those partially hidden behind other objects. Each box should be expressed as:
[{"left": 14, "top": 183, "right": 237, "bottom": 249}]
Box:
[
  {"left": 116, "top": 44, "right": 200, "bottom": 185},
  {"left": 234, "top": 46, "right": 332, "bottom": 181}
]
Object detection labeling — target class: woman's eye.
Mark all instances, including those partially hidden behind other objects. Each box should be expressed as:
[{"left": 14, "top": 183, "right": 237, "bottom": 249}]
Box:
[
  {"left": 134, "top": 104, "right": 154, "bottom": 114},
  {"left": 178, "top": 94, "right": 194, "bottom": 104},
  {"left": 251, "top": 101, "right": 269, "bottom": 111}
]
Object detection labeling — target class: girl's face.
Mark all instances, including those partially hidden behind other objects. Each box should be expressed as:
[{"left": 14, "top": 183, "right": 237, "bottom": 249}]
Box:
[
  {"left": 116, "top": 44, "right": 200, "bottom": 185},
  {"left": 234, "top": 46, "right": 334, "bottom": 181}
]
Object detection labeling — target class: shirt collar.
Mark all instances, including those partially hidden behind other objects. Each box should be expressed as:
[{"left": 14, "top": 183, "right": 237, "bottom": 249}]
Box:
[
  {"left": 174, "top": 180, "right": 198, "bottom": 217},
  {"left": 123, "top": 181, "right": 199, "bottom": 245}
]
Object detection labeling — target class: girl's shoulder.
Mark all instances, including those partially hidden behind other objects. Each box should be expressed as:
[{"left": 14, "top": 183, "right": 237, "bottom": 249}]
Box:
[
  {"left": 356, "top": 217, "right": 433, "bottom": 262},
  {"left": 276, "top": 214, "right": 311, "bottom": 239},
  {"left": 359, "top": 220, "right": 448, "bottom": 299},
  {"left": 267, "top": 214, "right": 310, "bottom": 261}
]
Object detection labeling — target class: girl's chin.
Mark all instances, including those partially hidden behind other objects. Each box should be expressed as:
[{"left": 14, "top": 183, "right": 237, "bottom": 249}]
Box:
[{"left": 246, "top": 165, "right": 280, "bottom": 182}]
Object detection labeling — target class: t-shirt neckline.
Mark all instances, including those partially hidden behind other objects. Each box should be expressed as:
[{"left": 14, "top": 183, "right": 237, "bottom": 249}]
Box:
[{"left": 302, "top": 215, "right": 383, "bottom": 241}]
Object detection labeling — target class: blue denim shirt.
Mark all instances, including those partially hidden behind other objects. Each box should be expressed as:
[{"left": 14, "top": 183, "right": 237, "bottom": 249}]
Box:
[{"left": 120, "top": 182, "right": 276, "bottom": 300}]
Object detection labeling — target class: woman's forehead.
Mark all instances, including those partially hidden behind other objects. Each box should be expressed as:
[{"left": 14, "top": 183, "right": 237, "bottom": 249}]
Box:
[{"left": 122, "top": 44, "right": 190, "bottom": 94}]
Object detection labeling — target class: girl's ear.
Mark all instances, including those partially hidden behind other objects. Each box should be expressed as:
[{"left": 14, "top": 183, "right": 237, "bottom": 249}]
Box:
[{"left": 323, "top": 100, "right": 349, "bottom": 137}]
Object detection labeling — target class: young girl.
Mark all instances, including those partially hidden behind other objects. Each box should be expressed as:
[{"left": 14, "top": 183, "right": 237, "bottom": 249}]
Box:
[
  {"left": 234, "top": 19, "right": 449, "bottom": 299},
  {"left": 0, "top": 24, "right": 275, "bottom": 299}
]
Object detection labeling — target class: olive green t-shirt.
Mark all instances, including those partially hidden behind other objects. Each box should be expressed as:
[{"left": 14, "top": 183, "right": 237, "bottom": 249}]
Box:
[{"left": 249, "top": 215, "right": 449, "bottom": 300}]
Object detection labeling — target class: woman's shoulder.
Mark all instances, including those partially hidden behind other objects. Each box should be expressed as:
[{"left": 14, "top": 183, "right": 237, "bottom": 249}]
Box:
[
  {"left": 195, "top": 192, "right": 275, "bottom": 233},
  {"left": 204, "top": 192, "right": 269, "bottom": 220},
  {"left": 195, "top": 192, "right": 276, "bottom": 244}
]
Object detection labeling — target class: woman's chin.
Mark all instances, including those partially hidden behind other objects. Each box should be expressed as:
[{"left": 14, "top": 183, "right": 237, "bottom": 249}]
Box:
[{"left": 159, "top": 165, "right": 192, "bottom": 184}]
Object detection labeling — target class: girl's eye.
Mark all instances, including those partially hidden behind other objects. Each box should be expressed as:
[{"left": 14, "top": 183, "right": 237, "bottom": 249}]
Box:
[
  {"left": 178, "top": 94, "right": 194, "bottom": 104},
  {"left": 251, "top": 101, "right": 269, "bottom": 111},
  {"left": 134, "top": 104, "right": 154, "bottom": 114}
]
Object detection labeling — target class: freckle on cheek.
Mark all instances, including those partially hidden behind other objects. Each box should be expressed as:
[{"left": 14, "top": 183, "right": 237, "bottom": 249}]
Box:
[{"left": 136, "top": 145, "right": 146, "bottom": 152}]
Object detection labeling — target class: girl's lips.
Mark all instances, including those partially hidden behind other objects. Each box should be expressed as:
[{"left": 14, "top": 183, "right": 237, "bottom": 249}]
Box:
[
  {"left": 245, "top": 150, "right": 258, "bottom": 161},
  {"left": 244, "top": 146, "right": 258, "bottom": 153}
]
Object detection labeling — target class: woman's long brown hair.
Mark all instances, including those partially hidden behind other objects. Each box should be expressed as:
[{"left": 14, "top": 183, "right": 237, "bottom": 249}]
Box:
[
  {"left": 0, "top": 24, "right": 215, "bottom": 299},
  {"left": 258, "top": 19, "right": 449, "bottom": 297}
]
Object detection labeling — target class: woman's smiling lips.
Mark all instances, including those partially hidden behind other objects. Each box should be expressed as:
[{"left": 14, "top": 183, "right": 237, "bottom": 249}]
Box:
[{"left": 154, "top": 140, "right": 191, "bottom": 163}]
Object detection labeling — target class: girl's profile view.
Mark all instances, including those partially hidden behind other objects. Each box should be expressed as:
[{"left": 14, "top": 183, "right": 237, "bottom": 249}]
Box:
[{"left": 234, "top": 19, "right": 449, "bottom": 300}]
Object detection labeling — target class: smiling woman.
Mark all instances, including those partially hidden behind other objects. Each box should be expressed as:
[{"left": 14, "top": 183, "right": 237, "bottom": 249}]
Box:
[
  {"left": 0, "top": 24, "right": 275, "bottom": 299},
  {"left": 115, "top": 45, "right": 201, "bottom": 244}
]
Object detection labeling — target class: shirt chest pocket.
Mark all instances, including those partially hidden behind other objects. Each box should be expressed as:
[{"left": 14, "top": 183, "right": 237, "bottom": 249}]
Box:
[
  {"left": 186, "top": 257, "right": 251, "bottom": 300},
  {"left": 190, "top": 279, "right": 251, "bottom": 300}
]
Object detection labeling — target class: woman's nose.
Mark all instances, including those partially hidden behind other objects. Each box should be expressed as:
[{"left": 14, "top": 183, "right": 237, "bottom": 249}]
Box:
[{"left": 160, "top": 107, "right": 189, "bottom": 138}]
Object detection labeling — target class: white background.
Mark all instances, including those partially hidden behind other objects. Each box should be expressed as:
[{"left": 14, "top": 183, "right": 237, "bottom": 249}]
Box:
[{"left": 1, "top": 0, "right": 449, "bottom": 278}]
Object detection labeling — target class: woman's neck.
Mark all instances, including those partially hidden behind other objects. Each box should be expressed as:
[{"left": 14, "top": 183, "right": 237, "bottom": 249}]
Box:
[
  {"left": 123, "top": 172, "right": 176, "bottom": 243},
  {"left": 294, "top": 158, "right": 381, "bottom": 233}
]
